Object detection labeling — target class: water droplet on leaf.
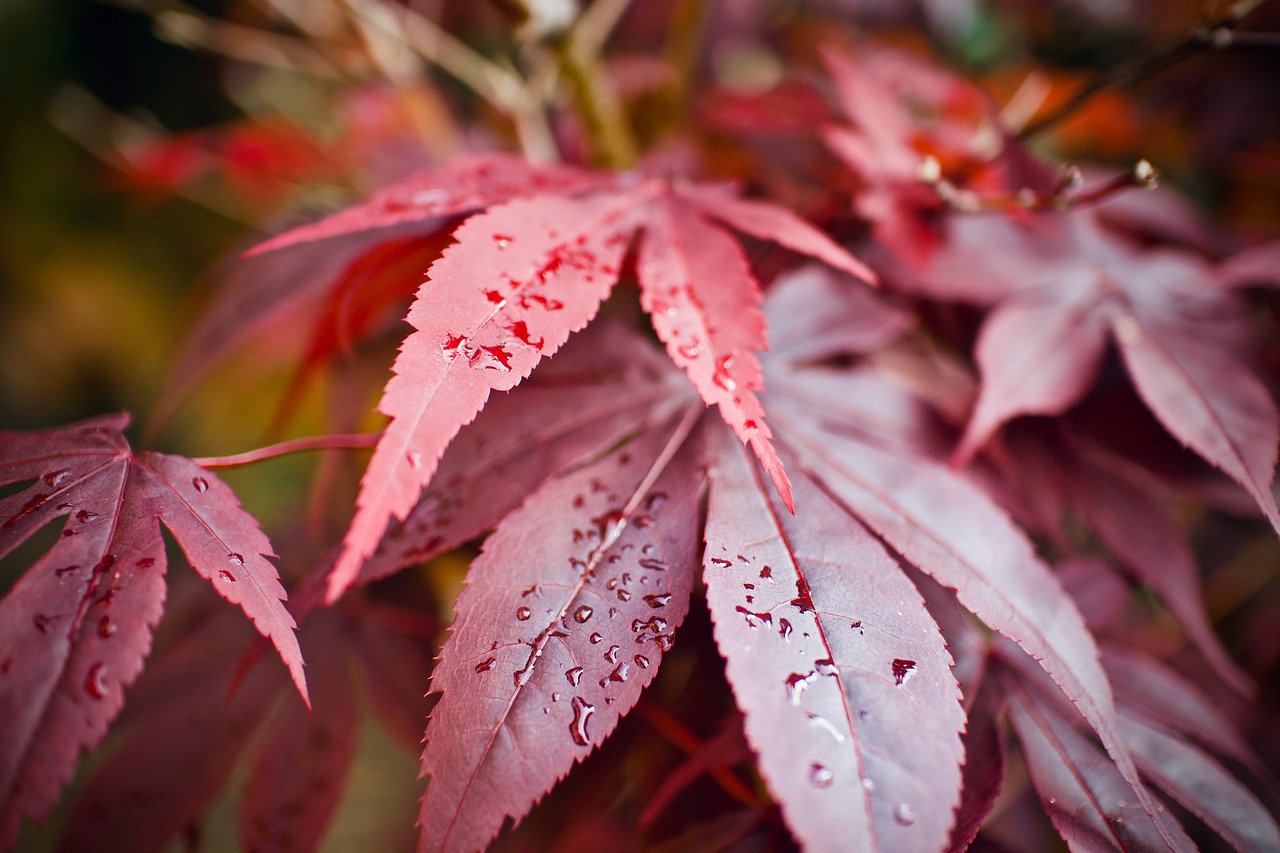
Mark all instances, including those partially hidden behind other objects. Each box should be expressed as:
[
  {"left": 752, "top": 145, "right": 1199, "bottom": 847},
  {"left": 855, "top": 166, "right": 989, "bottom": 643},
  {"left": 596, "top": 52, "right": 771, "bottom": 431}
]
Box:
[
  {"left": 642, "top": 593, "right": 671, "bottom": 609},
  {"left": 516, "top": 606, "right": 532, "bottom": 621},
  {"left": 573, "top": 605, "right": 593, "bottom": 623},
  {"left": 894, "top": 803, "right": 915, "bottom": 825},
  {"left": 219, "top": 569, "right": 237, "bottom": 583},
  {"left": 192, "top": 477, "right": 209, "bottom": 493},
  {"left": 604, "top": 644, "right": 620, "bottom": 664},
  {"left": 565, "top": 666, "right": 584, "bottom": 686},
  {"left": 892, "top": 659, "right": 916, "bottom": 685},
  {"left": 589, "top": 632, "right": 603, "bottom": 644},
  {"left": 228, "top": 553, "right": 245, "bottom": 567},
  {"left": 809, "top": 764, "right": 833, "bottom": 788},
  {"left": 475, "top": 657, "right": 496, "bottom": 673},
  {"left": 85, "top": 663, "right": 108, "bottom": 699},
  {"left": 98, "top": 616, "right": 117, "bottom": 638},
  {"left": 569, "top": 696, "right": 595, "bottom": 746},
  {"left": 785, "top": 671, "right": 816, "bottom": 705}
]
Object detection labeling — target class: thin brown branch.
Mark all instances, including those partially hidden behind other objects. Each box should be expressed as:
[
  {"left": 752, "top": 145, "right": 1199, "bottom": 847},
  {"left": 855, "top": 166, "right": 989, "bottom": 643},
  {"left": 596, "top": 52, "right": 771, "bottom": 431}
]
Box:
[{"left": 1021, "top": 0, "right": 1271, "bottom": 139}]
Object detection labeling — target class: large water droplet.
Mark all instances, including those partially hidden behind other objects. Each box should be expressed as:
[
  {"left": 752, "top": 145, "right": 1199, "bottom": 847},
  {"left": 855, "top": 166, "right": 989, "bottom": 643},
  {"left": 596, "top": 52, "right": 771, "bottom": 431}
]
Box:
[
  {"left": 709, "top": 557, "right": 732, "bottom": 567},
  {"left": 894, "top": 803, "right": 915, "bottom": 826},
  {"left": 815, "top": 658, "right": 838, "bottom": 677},
  {"left": 192, "top": 477, "right": 209, "bottom": 493},
  {"left": 778, "top": 618, "right": 793, "bottom": 640},
  {"left": 228, "top": 553, "right": 245, "bottom": 567},
  {"left": 32, "top": 613, "right": 54, "bottom": 634},
  {"left": 809, "top": 763, "right": 833, "bottom": 788},
  {"left": 516, "top": 606, "right": 532, "bottom": 621},
  {"left": 493, "top": 234, "right": 513, "bottom": 249},
  {"left": 75, "top": 509, "right": 98, "bottom": 523},
  {"left": 573, "top": 605, "right": 593, "bottom": 623},
  {"left": 634, "top": 654, "right": 650, "bottom": 669},
  {"left": 735, "top": 606, "right": 773, "bottom": 629},
  {"left": 642, "top": 593, "right": 671, "bottom": 609},
  {"left": 569, "top": 696, "right": 595, "bottom": 746},
  {"left": 44, "top": 470, "right": 73, "bottom": 488},
  {"left": 806, "top": 712, "right": 847, "bottom": 743},
  {"left": 638, "top": 558, "right": 668, "bottom": 571},
  {"left": 616, "top": 589, "right": 632, "bottom": 602},
  {"left": 892, "top": 659, "right": 917, "bottom": 686},
  {"left": 785, "top": 671, "right": 816, "bottom": 705},
  {"left": 604, "top": 644, "right": 620, "bottom": 664},
  {"left": 85, "top": 663, "right": 108, "bottom": 699},
  {"left": 600, "top": 662, "right": 630, "bottom": 686},
  {"left": 589, "top": 632, "right": 603, "bottom": 645},
  {"left": 219, "top": 569, "right": 237, "bottom": 583},
  {"left": 565, "top": 666, "right": 584, "bottom": 686},
  {"left": 98, "top": 615, "right": 117, "bottom": 638},
  {"left": 136, "top": 557, "right": 156, "bottom": 569},
  {"left": 475, "top": 657, "right": 496, "bottom": 673}
]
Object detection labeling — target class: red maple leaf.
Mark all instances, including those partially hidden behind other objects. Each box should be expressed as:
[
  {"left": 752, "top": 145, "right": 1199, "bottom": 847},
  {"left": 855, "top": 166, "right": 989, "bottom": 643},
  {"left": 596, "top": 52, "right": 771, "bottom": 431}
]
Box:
[
  {"left": 0, "top": 414, "right": 305, "bottom": 845},
  {"left": 248, "top": 159, "right": 874, "bottom": 603}
]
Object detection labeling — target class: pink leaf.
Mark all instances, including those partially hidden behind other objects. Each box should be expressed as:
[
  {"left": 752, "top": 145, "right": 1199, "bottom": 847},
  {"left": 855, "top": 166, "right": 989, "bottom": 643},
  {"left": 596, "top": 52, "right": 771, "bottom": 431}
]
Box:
[
  {"left": 351, "top": 318, "right": 686, "bottom": 589},
  {"left": 417, "top": 414, "right": 705, "bottom": 852},
  {"left": 1006, "top": 679, "right": 1195, "bottom": 852},
  {"left": 1114, "top": 310, "right": 1280, "bottom": 532},
  {"left": 704, "top": 430, "right": 964, "bottom": 852},
  {"left": 246, "top": 154, "right": 604, "bottom": 255},
  {"left": 762, "top": 266, "right": 913, "bottom": 365},
  {"left": 674, "top": 181, "right": 876, "bottom": 284},
  {"left": 326, "top": 191, "right": 638, "bottom": 602},
  {"left": 953, "top": 289, "right": 1109, "bottom": 465},
  {"left": 947, "top": 686, "right": 1006, "bottom": 852},
  {"left": 638, "top": 194, "right": 792, "bottom": 510},
  {"left": 769, "top": 400, "right": 1176, "bottom": 846}
]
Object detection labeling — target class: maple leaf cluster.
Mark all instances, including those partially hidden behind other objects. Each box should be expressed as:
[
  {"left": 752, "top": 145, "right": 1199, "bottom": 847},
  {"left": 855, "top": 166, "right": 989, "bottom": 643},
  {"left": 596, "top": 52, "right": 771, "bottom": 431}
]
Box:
[{"left": 4, "top": 3, "right": 1280, "bottom": 852}]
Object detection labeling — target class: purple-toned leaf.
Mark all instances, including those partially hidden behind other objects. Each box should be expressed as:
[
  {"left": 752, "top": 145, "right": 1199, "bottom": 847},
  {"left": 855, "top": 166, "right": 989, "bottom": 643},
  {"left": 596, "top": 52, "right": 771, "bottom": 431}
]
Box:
[
  {"left": 1219, "top": 239, "right": 1280, "bottom": 289},
  {"left": 953, "top": 289, "right": 1109, "bottom": 465},
  {"left": 762, "top": 266, "right": 913, "bottom": 365},
  {"left": 240, "top": 610, "right": 359, "bottom": 853},
  {"left": 246, "top": 154, "right": 605, "bottom": 255},
  {"left": 1055, "top": 556, "right": 1132, "bottom": 634},
  {"left": 1101, "top": 646, "right": 1258, "bottom": 768},
  {"left": 59, "top": 611, "right": 281, "bottom": 853},
  {"left": 350, "top": 318, "right": 686, "bottom": 589},
  {"left": 947, "top": 685, "right": 1006, "bottom": 852},
  {"left": 132, "top": 452, "right": 305, "bottom": 699},
  {"left": 1113, "top": 309, "right": 1280, "bottom": 532},
  {"left": 417, "top": 413, "right": 705, "bottom": 852},
  {"left": 0, "top": 417, "right": 304, "bottom": 846},
  {"left": 674, "top": 181, "right": 877, "bottom": 284},
  {"left": 769, "top": 398, "right": 1178, "bottom": 846},
  {"left": 1120, "top": 713, "right": 1280, "bottom": 853},
  {"left": 638, "top": 193, "right": 792, "bottom": 510},
  {"left": 326, "top": 190, "right": 639, "bottom": 602},
  {"left": 1006, "top": 679, "right": 1195, "bottom": 852},
  {"left": 1069, "top": 462, "right": 1251, "bottom": 692},
  {"left": 704, "top": 430, "right": 964, "bottom": 852}
]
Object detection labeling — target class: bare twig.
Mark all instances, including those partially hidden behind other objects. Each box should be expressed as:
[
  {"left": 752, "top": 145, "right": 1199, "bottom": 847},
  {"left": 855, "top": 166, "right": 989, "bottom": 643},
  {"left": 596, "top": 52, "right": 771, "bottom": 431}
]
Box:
[
  {"left": 194, "top": 432, "right": 381, "bottom": 469},
  {"left": 1021, "top": 0, "right": 1270, "bottom": 139}
]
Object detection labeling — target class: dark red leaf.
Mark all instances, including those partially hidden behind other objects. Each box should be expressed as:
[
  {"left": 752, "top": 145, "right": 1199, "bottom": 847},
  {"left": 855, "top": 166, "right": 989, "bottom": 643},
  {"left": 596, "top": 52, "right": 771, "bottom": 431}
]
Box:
[
  {"left": 1120, "top": 713, "right": 1280, "bottom": 853},
  {"left": 1006, "top": 678, "right": 1195, "bottom": 852},
  {"left": 704, "top": 430, "right": 964, "bottom": 851},
  {"left": 417, "top": 412, "right": 705, "bottom": 852},
  {"left": 0, "top": 416, "right": 304, "bottom": 845},
  {"left": 350, "top": 317, "right": 685, "bottom": 589}
]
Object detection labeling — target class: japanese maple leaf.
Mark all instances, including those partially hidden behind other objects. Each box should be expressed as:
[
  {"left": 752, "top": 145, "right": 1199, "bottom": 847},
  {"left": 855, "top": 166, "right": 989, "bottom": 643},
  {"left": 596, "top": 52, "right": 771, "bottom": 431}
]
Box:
[
  {"left": 273, "top": 158, "right": 874, "bottom": 603},
  {"left": 408, "top": 268, "right": 1189, "bottom": 852},
  {"left": 924, "top": 209, "right": 1280, "bottom": 533},
  {"left": 60, "top": 595, "right": 433, "bottom": 852},
  {"left": 0, "top": 414, "right": 305, "bottom": 846},
  {"left": 159, "top": 154, "right": 603, "bottom": 421}
]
